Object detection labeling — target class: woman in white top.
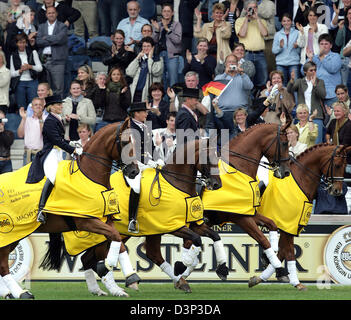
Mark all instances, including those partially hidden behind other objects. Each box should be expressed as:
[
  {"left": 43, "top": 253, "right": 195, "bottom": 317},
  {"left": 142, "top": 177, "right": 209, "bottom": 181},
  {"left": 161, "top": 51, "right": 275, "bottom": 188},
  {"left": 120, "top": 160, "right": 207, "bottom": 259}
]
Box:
[
  {"left": 10, "top": 32, "right": 42, "bottom": 110},
  {"left": 0, "top": 50, "right": 10, "bottom": 114},
  {"left": 296, "top": 7, "right": 328, "bottom": 65}
]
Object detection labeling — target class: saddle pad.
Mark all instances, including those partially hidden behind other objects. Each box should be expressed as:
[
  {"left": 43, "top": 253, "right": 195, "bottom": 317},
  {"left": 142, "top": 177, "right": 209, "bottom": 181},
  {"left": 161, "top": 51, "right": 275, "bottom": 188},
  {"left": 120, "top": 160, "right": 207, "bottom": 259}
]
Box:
[
  {"left": 257, "top": 171, "right": 313, "bottom": 236},
  {"left": 0, "top": 164, "right": 43, "bottom": 247},
  {"left": 202, "top": 160, "right": 260, "bottom": 215},
  {"left": 63, "top": 168, "right": 204, "bottom": 255},
  {"left": 44, "top": 160, "right": 119, "bottom": 219}
]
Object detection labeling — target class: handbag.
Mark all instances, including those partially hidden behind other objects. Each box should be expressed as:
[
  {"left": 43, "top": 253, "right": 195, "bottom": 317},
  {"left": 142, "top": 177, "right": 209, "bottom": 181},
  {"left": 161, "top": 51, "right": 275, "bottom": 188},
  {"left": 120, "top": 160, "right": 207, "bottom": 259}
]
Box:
[{"left": 314, "top": 181, "right": 348, "bottom": 214}]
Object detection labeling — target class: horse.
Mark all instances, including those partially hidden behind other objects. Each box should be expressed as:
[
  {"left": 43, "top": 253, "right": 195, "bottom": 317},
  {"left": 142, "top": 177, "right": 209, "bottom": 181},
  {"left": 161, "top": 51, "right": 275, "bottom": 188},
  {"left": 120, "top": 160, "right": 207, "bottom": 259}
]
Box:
[
  {"left": 39, "top": 137, "right": 225, "bottom": 295},
  {"left": 0, "top": 123, "right": 140, "bottom": 299},
  {"left": 170, "top": 123, "right": 292, "bottom": 279},
  {"left": 248, "top": 143, "right": 351, "bottom": 290}
]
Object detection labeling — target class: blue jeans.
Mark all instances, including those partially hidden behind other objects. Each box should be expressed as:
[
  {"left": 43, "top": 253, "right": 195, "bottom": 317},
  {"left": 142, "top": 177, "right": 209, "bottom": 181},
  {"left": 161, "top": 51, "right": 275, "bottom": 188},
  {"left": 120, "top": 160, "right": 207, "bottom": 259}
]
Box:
[
  {"left": 276, "top": 65, "right": 300, "bottom": 87},
  {"left": 95, "top": 120, "right": 113, "bottom": 132},
  {"left": 313, "top": 118, "right": 325, "bottom": 144},
  {"left": 0, "top": 160, "right": 12, "bottom": 174},
  {"left": 160, "top": 51, "right": 184, "bottom": 88},
  {"left": 97, "top": 0, "right": 123, "bottom": 36},
  {"left": 245, "top": 51, "right": 268, "bottom": 88},
  {"left": 15, "top": 80, "right": 38, "bottom": 109}
]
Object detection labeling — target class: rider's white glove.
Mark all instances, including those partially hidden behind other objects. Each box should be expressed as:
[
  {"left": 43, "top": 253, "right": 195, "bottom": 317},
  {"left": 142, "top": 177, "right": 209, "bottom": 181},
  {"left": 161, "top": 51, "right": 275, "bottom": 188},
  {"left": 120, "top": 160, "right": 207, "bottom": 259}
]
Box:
[
  {"left": 147, "top": 159, "right": 158, "bottom": 168},
  {"left": 75, "top": 147, "right": 83, "bottom": 156},
  {"left": 156, "top": 159, "right": 165, "bottom": 167}
]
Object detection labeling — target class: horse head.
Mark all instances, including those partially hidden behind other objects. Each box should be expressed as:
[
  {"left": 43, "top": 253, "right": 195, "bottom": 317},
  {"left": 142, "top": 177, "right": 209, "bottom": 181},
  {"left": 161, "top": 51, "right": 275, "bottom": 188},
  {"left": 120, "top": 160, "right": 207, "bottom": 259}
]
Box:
[
  {"left": 321, "top": 144, "right": 351, "bottom": 196},
  {"left": 196, "top": 137, "right": 222, "bottom": 191}
]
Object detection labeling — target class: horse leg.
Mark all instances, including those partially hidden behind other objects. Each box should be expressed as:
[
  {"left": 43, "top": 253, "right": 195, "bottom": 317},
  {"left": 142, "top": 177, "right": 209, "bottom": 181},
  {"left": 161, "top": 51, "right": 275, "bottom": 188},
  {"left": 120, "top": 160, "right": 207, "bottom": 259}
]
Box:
[
  {"left": 234, "top": 215, "right": 282, "bottom": 269},
  {"left": 253, "top": 213, "right": 279, "bottom": 252},
  {"left": 0, "top": 244, "right": 34, "bottom": 299},
  {"left": 279, "top": 232, "right": 307, "bottom": 291},
  {"left": 143, "top": 235, "right": 191, "bottom": 293}
]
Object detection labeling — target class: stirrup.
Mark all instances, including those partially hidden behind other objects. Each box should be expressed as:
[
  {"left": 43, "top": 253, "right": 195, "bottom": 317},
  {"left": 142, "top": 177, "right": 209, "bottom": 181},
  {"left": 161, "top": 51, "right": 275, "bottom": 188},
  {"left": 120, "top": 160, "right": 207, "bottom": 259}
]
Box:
[
  {"left": 37, "top": 210, "right": 47, "bottom": 224},
  {"left": 128, "top": 219, "right": 139, "bottom": 233}
]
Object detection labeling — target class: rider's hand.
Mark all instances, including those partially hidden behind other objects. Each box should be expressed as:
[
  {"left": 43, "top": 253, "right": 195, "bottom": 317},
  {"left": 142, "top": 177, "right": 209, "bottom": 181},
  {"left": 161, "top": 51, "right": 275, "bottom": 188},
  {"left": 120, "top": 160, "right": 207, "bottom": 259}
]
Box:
[{"left": 75, "top": 147, "right": 83, "bottom": 156}]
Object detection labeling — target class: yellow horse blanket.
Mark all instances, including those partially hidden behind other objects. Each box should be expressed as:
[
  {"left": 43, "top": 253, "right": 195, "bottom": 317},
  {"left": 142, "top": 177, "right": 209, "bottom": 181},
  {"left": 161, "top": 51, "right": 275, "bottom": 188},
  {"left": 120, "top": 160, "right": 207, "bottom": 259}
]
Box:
[
  {"left": 63, "top": 168, "right": 204, "bottom": 255},
  {"left": 202, "top": 160, "right": 260, "bottom": 215},
  {"left": 0, "top": 161, "right": 119, "bottom": 248},
  {"left": 257, "top": 172, "right": 313, "bottom": 236}
]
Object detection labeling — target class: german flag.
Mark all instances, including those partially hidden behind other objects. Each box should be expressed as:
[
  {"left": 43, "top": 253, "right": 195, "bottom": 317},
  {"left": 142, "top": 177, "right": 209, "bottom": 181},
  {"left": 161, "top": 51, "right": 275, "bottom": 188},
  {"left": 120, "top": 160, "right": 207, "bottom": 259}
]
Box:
[{"left": 202, "top": 80, "right": 228, "bottom": 97}]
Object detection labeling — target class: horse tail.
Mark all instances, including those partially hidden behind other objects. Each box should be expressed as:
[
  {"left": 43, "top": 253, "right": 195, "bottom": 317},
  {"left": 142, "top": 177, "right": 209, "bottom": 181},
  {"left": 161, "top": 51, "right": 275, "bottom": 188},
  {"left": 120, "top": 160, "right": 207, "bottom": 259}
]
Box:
[{"left": 39, "top": 233, "right": 64, "bottom": 271}]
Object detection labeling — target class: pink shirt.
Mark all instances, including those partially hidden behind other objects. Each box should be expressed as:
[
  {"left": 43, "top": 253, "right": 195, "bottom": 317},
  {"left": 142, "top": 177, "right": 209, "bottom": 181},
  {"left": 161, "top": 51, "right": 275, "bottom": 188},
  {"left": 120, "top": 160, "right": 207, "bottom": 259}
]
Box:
[{"left": 24, "top": 114, "right": 48, "bottom": 150}]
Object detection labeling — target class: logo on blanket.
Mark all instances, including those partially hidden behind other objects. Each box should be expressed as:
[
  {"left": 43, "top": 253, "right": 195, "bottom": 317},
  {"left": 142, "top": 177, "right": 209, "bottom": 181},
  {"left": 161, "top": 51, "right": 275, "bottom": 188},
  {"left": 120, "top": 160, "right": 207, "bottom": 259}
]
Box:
[
  {"left": 0, "top": 213, "right": 14, "bottom": 233},
  {"left": 189, "top": 198, "right": 203, "bottom": 220},
  {"left": 73, "top": 230, "right": 91, "bottom": 238},
  {"left": 9, "top": 239, "right": 34, "bottom": 282},
  {"left": 324, "top": 225, "right": 351, "bottom": 284}
]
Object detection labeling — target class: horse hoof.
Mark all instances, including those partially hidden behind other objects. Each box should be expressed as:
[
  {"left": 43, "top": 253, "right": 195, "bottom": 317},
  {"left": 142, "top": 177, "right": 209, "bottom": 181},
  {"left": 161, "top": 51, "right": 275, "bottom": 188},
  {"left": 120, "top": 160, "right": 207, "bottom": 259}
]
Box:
[
  {"left": 276, "top": 267, "right": 289, "bottom": 283},
  {"left": 248, "top": 276, "right": 262, "bottom": 288},
  {"left": 216, "top": 263, "right": 229, "bottom": 281},
  {"left": 126, "top": 273, "right": 141, "bottom": 291},
  {"left": 19, "top": 291, "right": 35, "bottom": 299},
  {"left": 295, "top": 283, "right": 307, "bottom": 291},
  {"left": 4, "top": 293, "right": 15, "bottom": 299},
  {"left": 174, "top": 277, "right": 192, "bottom": 293},
  {"left": 174, "top": 261, "right": 187, "bottom": 276},
  {"left": 277, "top": 275, "right": 290, "bottom": 283}
]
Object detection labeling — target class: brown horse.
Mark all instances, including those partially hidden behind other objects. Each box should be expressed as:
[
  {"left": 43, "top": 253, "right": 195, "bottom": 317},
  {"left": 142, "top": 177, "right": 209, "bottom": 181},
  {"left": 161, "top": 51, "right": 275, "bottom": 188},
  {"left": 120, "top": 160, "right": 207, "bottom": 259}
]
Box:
[
  {"left": 40, "top": 137, "right": 224, "bottom": 294},
  {"left": 248, "top": 144, "right": 351, "bottom": 290},
  {"left": 0, "top": 123, "right": 139, "bottom": 299}
]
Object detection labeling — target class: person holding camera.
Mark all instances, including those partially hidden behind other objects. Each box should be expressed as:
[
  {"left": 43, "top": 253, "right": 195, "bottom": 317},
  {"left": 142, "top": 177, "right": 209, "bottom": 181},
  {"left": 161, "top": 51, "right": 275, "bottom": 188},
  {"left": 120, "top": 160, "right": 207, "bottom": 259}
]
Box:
[
  {"left": 211, "top": 53, "right": 254, "bottom": 141},
  {"left": 235, "top": 0, "right": 268, "bottom": 89},
  {"left": 0, "top": 109, "right": 14, "bottom": 174}
]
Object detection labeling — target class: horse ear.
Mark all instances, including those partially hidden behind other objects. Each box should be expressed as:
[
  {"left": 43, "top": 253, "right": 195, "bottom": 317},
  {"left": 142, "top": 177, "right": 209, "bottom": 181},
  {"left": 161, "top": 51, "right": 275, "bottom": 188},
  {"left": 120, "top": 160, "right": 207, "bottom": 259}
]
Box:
[
  {"left": 281, "top": 120, "right": 292, "bottom": 132},
  {"left": 281, "top": 106, "right": 292, "bottom": 130}
]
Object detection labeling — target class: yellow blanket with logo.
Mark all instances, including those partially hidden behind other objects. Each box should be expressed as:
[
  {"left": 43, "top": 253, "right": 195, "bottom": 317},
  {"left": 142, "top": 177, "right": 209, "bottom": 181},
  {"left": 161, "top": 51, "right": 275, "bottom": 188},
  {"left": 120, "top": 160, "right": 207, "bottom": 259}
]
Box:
[
  {"left": 63, "top": 168, "right": 204, "bottom": 255},
  {"left": 202, "top": 160, "right": 260, "bottom": 215},
  {"left": 0, "top": 164, "right": 43, "bottom": 247},
  {"left": 44, "top": 160, "right": 119, "bottom": 219},
  {"left": 257, "top": 172, "right": 313, "bottom": 236}
]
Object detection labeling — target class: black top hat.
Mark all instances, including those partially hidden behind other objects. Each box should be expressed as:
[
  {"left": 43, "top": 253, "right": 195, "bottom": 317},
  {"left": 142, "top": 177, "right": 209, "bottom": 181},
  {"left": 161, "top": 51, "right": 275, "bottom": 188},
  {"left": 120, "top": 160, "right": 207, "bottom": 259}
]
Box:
[
  {"left": 45, "top": 95, "right": 63, "bottom": 109},
  {"left": 182, "top": 87, "right": 199, "bottom": 99},
  {"left": 127, "top": 102, "right": 148, "bottom": 114}
]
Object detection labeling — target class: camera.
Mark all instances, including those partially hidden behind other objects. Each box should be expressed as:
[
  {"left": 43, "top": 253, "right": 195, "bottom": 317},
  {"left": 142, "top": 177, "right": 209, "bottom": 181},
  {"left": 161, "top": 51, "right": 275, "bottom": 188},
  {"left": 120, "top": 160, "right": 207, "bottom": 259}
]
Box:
[
  {"left": 229, "top": 64, "right": 238, "bottom": 71},
  {"left": 0, "top": 118, "right": 8, "bottom": 123},
  {"left": 247, "top": 7, "right": 254, "bottom": 16},
  {"left": 268, "top": 104, "right": 276, "bottom": 112}
]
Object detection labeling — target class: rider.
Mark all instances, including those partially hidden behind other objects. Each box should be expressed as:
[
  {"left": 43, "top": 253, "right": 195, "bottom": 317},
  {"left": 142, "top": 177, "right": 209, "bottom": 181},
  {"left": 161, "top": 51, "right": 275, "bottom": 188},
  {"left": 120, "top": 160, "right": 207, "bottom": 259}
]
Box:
[
  {"left": 26, "top": 95, "right": 83, "bottom": 223},
  {"left": 125, "top": 102, "right": 164, "bottom": 233}
]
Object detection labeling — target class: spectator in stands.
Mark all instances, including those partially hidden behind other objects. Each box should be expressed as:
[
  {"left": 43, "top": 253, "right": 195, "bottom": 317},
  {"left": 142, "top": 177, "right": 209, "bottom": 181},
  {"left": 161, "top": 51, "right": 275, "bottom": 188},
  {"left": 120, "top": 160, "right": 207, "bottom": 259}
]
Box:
[
  {"left": 10, "top": 32, "right": 42, "bottom": 111},
  {"left": 286, "top": 124, "right": 308, "bottom": 156},
  {"left": 294, "top": 0, "right": 325, "bottom": 26},
  {"left": 287, "top": 61, "right": 326, "bottom": 143},
  {"left": 183, "top": 38, "right": 217, "bottom": 88},
  {"left": 153, "top": 111, "right": 176, "bottom": 162},
  {"left": 75, "top": 122, "right": 92, "bottom": 147},
  {"left": 296, "top": 7, "right": 329, "bottom": 66},
  {"left": 17, "top": 97, "right": 47, "bottom": 165},
  {"left": 311, "top": 33, "right": 342, "bottom": 107},
  {"left": 294, "top": 103, "right": 318, "bottom": 148},
  {"left": 326, "top": 101, "right": 351, "bottom": 145},
  {"left": 36, "top": 6, "right": 68, "bottom": 98},
  {"left": 0, "top": 50, "right": 10, "bottom": 114},
  {"left": 62, "top": 80, "right": 96, "bottom": 141},
  {"left": 102, "top": 29, "right": 136, "bottom": 74},
  {"left": 126, "top": 36, "right": 163, "bottom": 103},
  {"left": 330, "top": 0, "right": 351, "bottom": 30},
  {"left": 0, "top": 109, "right": 14, "bottom": 173},
  {"left": 152, "top": 3, "right": 183, "bottom": 87},
  {"left": 259, "top": 70, "right": 295, "bottom": 124},
  {"left": 133, "top": 23, "right": 153, "bottom": 55},
  {"left": 96, "top": 66, "right": 131, "bottom": 132},
  {"left": 335, "top": 6, "right": 351, "bottom": 86},
  {"left": 194, "top": 3, "right": 232, "bottom": 63},
  {"left": 215, "top": 42, "right": 256, "bottom": 80},
  {"left": 213, "top": 53, "right": 254, "bottom": 139},
  {"left": 272, "top": 13, "right": 301, "bottom": 86},
  {"left": 0, "top": 0, "right": 26, "bottom": 31},
  {"left": 146, "top": 82, "right": 168, "bottom": 130},
  {"left": 335, "top": 84, "right": 351, "bottom": 110},
  {"left": 93, "top": 71, "right": 107, "bottom": 131},
  {"left": 97, "top": 0, "right": 123, "bottom": 36},
  {"left": 117, "top": 0, "right": 149, "bottom": 47},
  {"left": 72, "top": 0, "right": 98, "bottom": 40},
  {"left": 5, "top": 6, "right": 37, "bottom": 58},
  {"left": 25, "top": 81, "right": 51, "bottom": 117},
  {"left": 227, "top": 0, "right": 244, "bottom": 47},
  {"left": 37, "top": 0, "right": 81, "bottom": 27},
  {"left": 235, "top": 0, "right": 268, "bottom": 89}
]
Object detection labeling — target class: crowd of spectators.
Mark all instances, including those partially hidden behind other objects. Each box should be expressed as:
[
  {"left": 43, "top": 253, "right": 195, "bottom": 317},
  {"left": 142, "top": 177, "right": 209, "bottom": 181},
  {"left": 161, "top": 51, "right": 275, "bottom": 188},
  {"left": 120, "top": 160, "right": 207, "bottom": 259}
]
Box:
[{"left": 1, "top": 0, "right": 351, "bottom": 213}]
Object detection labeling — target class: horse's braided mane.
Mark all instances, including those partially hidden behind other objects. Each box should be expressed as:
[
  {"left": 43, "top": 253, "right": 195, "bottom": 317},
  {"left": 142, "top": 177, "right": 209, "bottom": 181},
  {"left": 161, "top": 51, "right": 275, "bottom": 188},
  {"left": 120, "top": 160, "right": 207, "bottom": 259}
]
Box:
[{"left": 295, "top": 142, "right": 333, "bottom": 161}]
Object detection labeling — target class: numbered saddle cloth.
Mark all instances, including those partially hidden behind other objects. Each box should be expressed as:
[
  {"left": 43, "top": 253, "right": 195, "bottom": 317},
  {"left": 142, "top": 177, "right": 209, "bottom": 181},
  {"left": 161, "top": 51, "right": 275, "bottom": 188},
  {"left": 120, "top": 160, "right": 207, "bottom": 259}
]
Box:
[
  {"left": 0, "top": 164, "right": 43, "bottom": 247},
  {"left": 63, "top": 167, "right": 204, "bottom": 255},
  {"left": 44, "top": 160, "right": 119, "bottom": 219},
  {"left": 202, "top": 159, "right": 260, "bottom": 215},
  {"left": 257, "top": 171, "right": 313, "bottom": 236}
]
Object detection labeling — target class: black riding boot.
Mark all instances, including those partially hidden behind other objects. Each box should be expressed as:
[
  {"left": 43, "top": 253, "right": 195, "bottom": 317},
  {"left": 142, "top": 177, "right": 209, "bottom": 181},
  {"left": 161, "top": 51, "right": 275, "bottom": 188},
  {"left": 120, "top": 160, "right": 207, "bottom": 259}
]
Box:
[
  {"left": 128, "top": 190, "right": 140, "bottom": 233},
  {"left": 37, "top": 179, "right": 54, "bottom": 223}
]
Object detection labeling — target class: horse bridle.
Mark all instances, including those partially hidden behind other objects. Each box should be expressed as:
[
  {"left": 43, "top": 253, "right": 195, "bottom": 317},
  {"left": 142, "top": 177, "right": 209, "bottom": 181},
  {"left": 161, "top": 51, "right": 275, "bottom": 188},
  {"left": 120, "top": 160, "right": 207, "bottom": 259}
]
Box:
[{"left": 289, "top": 145, "right": 346, "bottom": 191}]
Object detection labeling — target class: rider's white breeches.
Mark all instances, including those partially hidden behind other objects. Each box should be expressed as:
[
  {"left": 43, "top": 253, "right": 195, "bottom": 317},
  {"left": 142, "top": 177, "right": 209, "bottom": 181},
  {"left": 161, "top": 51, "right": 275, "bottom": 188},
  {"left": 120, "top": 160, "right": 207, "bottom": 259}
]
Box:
[{"left": 43, "top": 148, "right": 63, "bottom": 184}]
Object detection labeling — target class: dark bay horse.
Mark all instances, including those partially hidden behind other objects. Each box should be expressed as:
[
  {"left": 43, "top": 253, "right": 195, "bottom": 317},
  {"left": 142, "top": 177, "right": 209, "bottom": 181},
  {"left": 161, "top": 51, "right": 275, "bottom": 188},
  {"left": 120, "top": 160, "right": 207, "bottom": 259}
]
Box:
[
  {"left": 249, "top": 144, "right": 351, "bottom": 290},
  {"left": 0, "top": 123, "right": 139, "bottom": 299},
  {"left": 41, "top": 137, "right": 224, "bottom": 294}
]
